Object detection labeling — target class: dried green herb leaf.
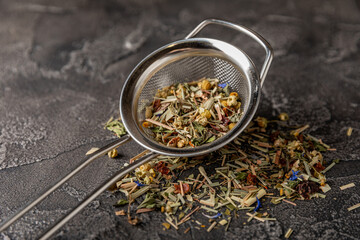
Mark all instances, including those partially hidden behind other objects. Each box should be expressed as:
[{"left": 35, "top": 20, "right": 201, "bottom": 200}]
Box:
[
  {"left": 224, "top": 208, "right": 231, "bottom": 215},
  {"left": 137, "top": 193, "right": 156, "bottom": 209},
  {"left": 314, "top": 143, "right": 327, "bottom": 152},
  {"left": 287, "top": 180, "right": 300, "bottom": 189},
  {"left": 206, "top": 136, "right": 216, "bottom": 143},
  {"left": 236, "top": 172, "right": 248, "bottom": 180},
  {"left": 105, "top": 118, "right": 127, "bottom": 137},
  {"left": 114, "top": 199, "right": 129, "bottom": 207},
  {"left": 333, "top": 159, "right": 340, "bottom": 164},
  {"left": 223, "top": 85, "right": 230, "bottom": 96}
]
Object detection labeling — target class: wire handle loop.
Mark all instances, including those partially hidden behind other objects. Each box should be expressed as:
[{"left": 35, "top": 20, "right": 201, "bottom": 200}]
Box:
[{"left": 185, "top": 19, "right": 273, "bottom": 86}]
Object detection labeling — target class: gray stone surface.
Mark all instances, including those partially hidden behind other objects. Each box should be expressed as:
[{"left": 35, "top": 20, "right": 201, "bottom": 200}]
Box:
[{"left": 0, "top": 0, "right": 359, "bottom": 239}]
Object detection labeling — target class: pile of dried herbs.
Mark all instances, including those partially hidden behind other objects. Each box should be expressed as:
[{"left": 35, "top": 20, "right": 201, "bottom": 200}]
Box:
[
  {"left": 142, "top": 78, "right": 242, "bottom": 148},
  {"left": 105, "top": 114, "right": 338, "bottom": 232}
]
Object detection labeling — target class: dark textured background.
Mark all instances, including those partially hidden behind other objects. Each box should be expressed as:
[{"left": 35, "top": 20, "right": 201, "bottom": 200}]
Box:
[{"left": 0, "top": 0, "right": 359, "bottom": 239}]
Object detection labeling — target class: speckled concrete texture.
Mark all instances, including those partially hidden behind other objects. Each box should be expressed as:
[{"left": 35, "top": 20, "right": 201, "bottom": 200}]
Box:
[{"left": 0, "top": 0, "right": 359, "bottom": 239}]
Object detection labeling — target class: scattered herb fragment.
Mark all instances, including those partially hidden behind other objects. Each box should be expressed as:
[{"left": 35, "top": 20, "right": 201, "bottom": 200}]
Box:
[
  {"left": 162, "top": 222, "right": 171, "bottom": 230},
  {"left": 105, "top": 114, "right": 337, "bottom": 233},
  {"left": 105, "top": 117, "right": 127, "bottom": 137},
  {"left": 285, "top": 228, "right": 293, "bottom": 238},
  {"left": 114, "top": 199, "right": 129, "bottom": 207},
  {"left": 108, "top": 149, "right": 118, "bottom": 158},
  {"left": 348, "top": 203, "right": 360, "bottom": 211},
  {"left": 85, "top": 147, "right": 99, "bottom": 155},
  {"left": 339, "top": 183, "right": 355, "bottom": 190}
]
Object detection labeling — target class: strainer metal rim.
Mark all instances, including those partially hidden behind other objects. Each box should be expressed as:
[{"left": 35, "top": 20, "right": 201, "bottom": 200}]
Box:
[{"left": 120, "top": 37, "right": 261, "bottom": 157}]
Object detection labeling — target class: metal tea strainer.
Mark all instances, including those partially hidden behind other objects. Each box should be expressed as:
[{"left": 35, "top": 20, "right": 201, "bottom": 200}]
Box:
[{"left": 0, "top": 19, "right": 273, "bottom": 238}]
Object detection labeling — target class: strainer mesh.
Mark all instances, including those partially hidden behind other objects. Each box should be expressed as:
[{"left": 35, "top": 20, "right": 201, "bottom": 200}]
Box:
[{"left": 137, "top": 55, "right": 250, "bottom": 125}]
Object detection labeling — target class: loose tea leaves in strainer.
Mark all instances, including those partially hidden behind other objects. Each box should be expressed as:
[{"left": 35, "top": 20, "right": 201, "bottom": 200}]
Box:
[{"left": 142, "top": 77, "right": 242, "bottom": 148}]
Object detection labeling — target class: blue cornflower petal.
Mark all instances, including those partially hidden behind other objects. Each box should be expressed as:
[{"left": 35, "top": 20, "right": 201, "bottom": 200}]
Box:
[
  {"left": 254, "top": 197, "right": 261, "bottom": 212},
  {"left": 202, "top": 212, "right": 222, "bottom": 219},
  {"left": 218, "top": 83, "right": 227, "bottom": 88},
  {"left": 134, "top": 181, "right": 146, "bottom": 187},
  {"left": 289, "top": 170, "right": 300, "bottom": 181}
]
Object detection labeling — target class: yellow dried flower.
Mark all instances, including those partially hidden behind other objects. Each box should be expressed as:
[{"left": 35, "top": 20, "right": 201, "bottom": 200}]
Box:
[
  {"left": 108, "top": 149, "right": 118, "bottom": 158},
  {"left": 196, "top": 116, "right": 208, "bottom": 126},
  {"left": 144, "top": 176, "right": 150, "bottom": 184},
  {"left": 162, "top": 222, "right": 171, "bottom": 229},
  {"left": 229, "top": 92, "right": 238, "bottom": 98},
  {"left": 200, "top": 79, "right": 211, "bottom": 90},
  {"left": 145, "top": 106, "right": 153, "bottom": 119},
  {"left": 176, "top": 84, "right": 185, "bottom": 99},
  {"left": 227, "top": 95, "right": 238, "bottom": 107},
  {"left": 139, "top": 163, "right": 151, "bottom": 171},
  {"left": 173, "top": 116, "right": 183, "bottom": 129},
  {"left": 320, "top": 178, "right": 326, "bottom": 186},
  {"left": 256, "top": 117, "right": 268, "bottom": 128},
  {"left": 228, "top": 122, "right": 236, "bottom": 130},
  {"left": 221, "top": 100, "right": 228, "bottom": 107},
  {"left": 201, "top": 109, "right": 212, "bottom": 119},
  {"left": 144, "top": 176, "right": 153, "bottom": 184},
  {"left": 142, "top": 121, "right": 151, "bottom": 128},
  {"left": 177, "top": 139, "right": 186, "bottom": 148},
  {"left": 149, "top": 168, "right": 156, "bottom": 177},
  {"left": 155, "top": 89, "right": 168, "bottom": 98},
  {"left": 165, "top": 203, "right": 173, "bottom": 213},
  {"left": 278, "top": 113, "right": 289, "bottom": 121}
]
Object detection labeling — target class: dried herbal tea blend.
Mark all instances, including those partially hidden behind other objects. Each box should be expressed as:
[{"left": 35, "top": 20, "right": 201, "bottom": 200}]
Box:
[
  {"left": 142, "top": 77, "right": 242, "bottom": 148},
  {"left": 104, "top": 115, "right": 338, "bottom": 232}
]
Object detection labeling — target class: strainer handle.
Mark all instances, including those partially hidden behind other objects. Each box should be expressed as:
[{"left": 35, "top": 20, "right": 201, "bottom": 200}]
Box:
[
  {"left": 185, "top": 19, "right": 273, "bottom": 87},
  {"left": 40, "top": 151, "right": 159, "bottom": 239},
  {"left": 0, "top": 135, "right": 131, "bottom": 232}
]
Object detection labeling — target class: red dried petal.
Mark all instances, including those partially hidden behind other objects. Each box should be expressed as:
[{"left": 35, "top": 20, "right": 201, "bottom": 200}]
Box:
[
  {"left": 246, "top": 173, "right": 257, "bottom": 185},
  {"left": 154, "top": 161, "right": 170, "bottom": 175},
  {"left": 174, "top": 183, "right": 190, "bottom": 194},
  {"left": 210, "top": 124, "right": 226, "bottom": 132},
  {"left": 153, "top": 99, "right": 161, "bottom": 111},
  {"left": 182, "top": 183, "right": 190, "bottom": 193},
  {"left": 222, "top": 117, "right": 230, "bottom": 126},
  {"left": 314, "top": 162, "right": 325, "bottom": 172}
]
